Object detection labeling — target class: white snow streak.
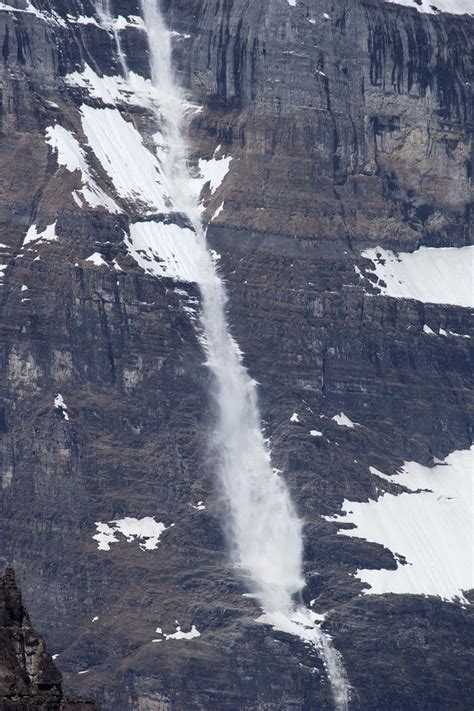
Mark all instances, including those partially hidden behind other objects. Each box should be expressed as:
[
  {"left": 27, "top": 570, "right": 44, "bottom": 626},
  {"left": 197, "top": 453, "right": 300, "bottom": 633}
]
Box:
[{"left": 211, "top": 201, "right": 225, "bottom": 222}]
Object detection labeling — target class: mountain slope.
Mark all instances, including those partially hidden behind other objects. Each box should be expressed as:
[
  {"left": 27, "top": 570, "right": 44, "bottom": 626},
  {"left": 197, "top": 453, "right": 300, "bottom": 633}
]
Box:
[{"left": 0, "top": 0, "right": 472, "bottom": 709}]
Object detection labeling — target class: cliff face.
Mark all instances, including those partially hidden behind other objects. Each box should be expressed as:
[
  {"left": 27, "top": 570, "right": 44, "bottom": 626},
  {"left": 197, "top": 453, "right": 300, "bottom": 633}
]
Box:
[
  {"left": 0, "top": 568, "right": 97, "bottom": 709},
  {"left": 0, "top": 0, "right": 472, "bottom": 710},
  {"left": 172, "top": 0, "right": 472, "bottom": 248}
]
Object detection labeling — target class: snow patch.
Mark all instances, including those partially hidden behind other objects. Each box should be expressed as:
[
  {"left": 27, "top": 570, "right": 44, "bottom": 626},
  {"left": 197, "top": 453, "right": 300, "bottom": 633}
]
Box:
[
  {"left": 385, "top": 0, "right": 473, "bottom": 14},
  {"left": 169, "top": 29, "right": 191, "bottom": 39},
  {"left": 0, "top": 1, "right": 66, "bottom": 25},
  {"left": 86, "top": 252, "right": 108, "bottom": 267},
  {"left": 211, "top": 201, "right": 225, "bottom": 222},
  {"left": 23, "top": 222, "right": 57, "bottom": 248},
  {"left": 448, "top": 330, "right": 471, "bottom": 339},
  {"left": 67, "top": 14, "right": 100, "bottom": 26},
  {"left": 66, "top": 64, "right": 157, "bottom": 109},
  {"left": 197, "top": 146, "right": 232, "bottom": 196},
  {"left": 290, "top": 413, "right": 300, "bottom": 423},
  {"left": 191, "top": 501, "right": 205, "bottom": 510},
  {"left": 80, "top": 106, "right": 168, "bottom": 213},
  {"left": 93, "top": 516, "right": 170, "bottom": 551},
  {"left": 45, "top": 125, "right": 121, "bottom": 213},
  {"left": 360, "top": 246, "right": 474, "bottom": 308},
  {"left": 54, "top": 393, "right": 70, "bottom": 421},
  {"left": 332, "top": 412, "right": 358, "bottom": 428},
  {"left": 154, "top": 622, "right": 201, "bottom": 641},
  {"left": 310, "top": 430, "right": 323, "bottom": 437},
  {"left": 325, "top": 447, "right": 474, "bottom": 604},
  {"left": 127, "top": 221, "right": 210, "bottom": 283}
]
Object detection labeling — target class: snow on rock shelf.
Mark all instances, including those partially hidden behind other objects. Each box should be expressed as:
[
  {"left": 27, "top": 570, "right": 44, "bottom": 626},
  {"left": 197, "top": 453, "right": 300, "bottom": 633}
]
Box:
[
  {"left": 325, "top": 447, "right": 474, "bottom": 603},
  {"left": 66, "top": 64, "right": 157, "bottom": 108},
  {"left": 22, "top": 223, "right": 57, "bottom": 248},
  {"left": 332, "top": 412, "right": 358, "bottom": 428},
  {"left": 385, "top": 0, "right": 474, "bottom": 14},
  {"left": 360, "top": 246, "right": 474, "bottom": 308},
  {"left": 191, "top": 501, "right": 205, "bottom": 510},
  {"left": 197, "top": 146, "right": 232, "bottom": 197},
  {"left": 126, "top": 221, "right": 207, "bottom": 283},
  {"left": 93, "top": 516, "right": 171, "bottom": 551},
  {"left": 54, "top": 393, "right": 69, "bottom": 421},
  {"left": 85, "top": 252, "right": 108, "bottom": 267},
  {"left": 153, "top": 622, "right": 201, "bottom": 642},
  {"left": 211, "top": 201, "right": 225, "bottom": 222},
  {"left": 45, "top": 124, "right": 120, "bottom": 213},
  {"left": 80, "top": 106, "right": 168, "bottom": 213}
]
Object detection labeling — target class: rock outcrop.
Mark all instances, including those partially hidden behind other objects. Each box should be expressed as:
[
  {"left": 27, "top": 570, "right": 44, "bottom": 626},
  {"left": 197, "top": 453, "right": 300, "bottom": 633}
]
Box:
[
  {"left": 0, "top": 0, "right": 472, "bottom": 709},
  {"left": 0, "top": 568, "right": 97, "bottom": 709}
]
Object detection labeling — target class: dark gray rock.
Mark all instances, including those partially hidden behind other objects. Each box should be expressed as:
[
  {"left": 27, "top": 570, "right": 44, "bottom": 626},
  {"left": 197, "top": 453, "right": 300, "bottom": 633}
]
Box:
[
  {"left": 0, "top": 0, "right": 472, "bottom": 709},
  {"left": 0, "top": 567, "right": 97, "bottom": 709}
]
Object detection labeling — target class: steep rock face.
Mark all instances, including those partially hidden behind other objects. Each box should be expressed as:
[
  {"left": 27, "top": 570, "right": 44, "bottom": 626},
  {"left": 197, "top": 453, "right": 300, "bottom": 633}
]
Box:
[
  {"left": 0, "top": 1, "right": 472, "bottom": 710},
  {"left": 169, "top": 0, "right": 472, "bottom": 248},
  {"left": 0, "top": 568, "right": 97, "bottom": 709}
]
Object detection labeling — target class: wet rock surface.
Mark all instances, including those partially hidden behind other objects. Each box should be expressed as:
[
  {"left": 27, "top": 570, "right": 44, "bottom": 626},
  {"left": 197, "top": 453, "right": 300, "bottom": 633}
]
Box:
[{"left": 0, "top": 0, "right": 472, "bottom": 709}]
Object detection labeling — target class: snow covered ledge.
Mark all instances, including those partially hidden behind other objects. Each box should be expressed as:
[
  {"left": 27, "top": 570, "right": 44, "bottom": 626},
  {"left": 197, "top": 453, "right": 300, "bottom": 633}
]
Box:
[
  {"left": 325, "top": 447, "right": 474, "bottom": 604},
  {"left": 385, "top": 0, "right": 473, "bottom": 14},
  {"left": 359, "top": 246, "right": 474, "bottom": 308}
]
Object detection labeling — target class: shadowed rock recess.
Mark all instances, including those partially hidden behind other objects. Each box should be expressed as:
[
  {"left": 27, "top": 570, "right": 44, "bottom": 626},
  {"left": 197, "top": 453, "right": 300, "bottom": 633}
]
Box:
[{"left": 0, "top": 0, "right": 472, "bottom": 709}]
